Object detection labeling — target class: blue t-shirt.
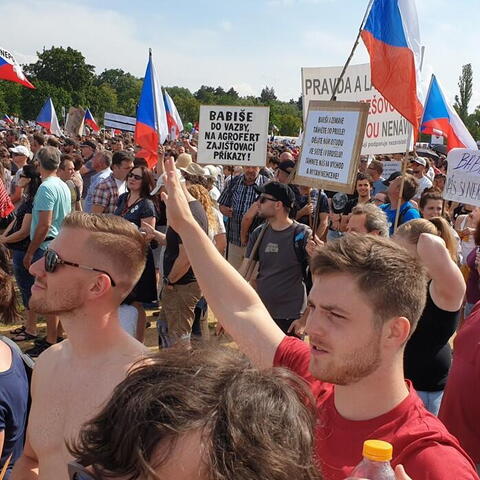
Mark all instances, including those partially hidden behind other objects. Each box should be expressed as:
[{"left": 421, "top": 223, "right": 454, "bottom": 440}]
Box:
[
  {"left": 381, "top": 201, "right": 420, "bottom": 236},
  {"left": 30, "top": 176, "right": 72, "bottom": 250},
  {"left": 0, "top": 342, "right": 29, "bottom": 478}
]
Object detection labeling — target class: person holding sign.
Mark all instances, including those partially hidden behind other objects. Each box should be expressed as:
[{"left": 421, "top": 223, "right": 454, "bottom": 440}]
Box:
[
  {"left": 158, "top": 157, "right": 478, "bottom": 480},
  {"left": 218, "top": 167, "right": 268, "bottom": 270}
]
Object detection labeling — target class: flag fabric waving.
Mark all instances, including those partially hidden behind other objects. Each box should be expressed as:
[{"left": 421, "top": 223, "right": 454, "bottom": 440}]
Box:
[
  {"left": 361, "top": 0, "right": 423, "bottom": 135},
  {"left": 84, "top": 108, "right": 100, "bottom": 132},
  {"left": 2, "top": 114, "right": 14, "bottom": 125},
  {"left": 135, "top": 50, "right": 168, "bottom": 167},
  {"left": 421, "top": 74, "right": 477, "bottom": 152},
  {"left": 36, "top": 98, "right": 62, "bottom": 136},
  {"left": 0, "top": 48, "right": 35, "bottom": 89},
  {"left": 163, "top": 89, "right": 184, "bottom": 140}
]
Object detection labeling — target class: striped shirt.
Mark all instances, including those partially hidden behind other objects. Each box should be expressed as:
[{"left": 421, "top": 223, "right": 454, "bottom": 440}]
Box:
[{"left": 218, "top": 174, "right": 268, "bottom": 246}]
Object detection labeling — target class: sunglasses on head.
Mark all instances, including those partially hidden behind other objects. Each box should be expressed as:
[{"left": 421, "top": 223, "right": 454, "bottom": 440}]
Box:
[
  {"left": 127, "top": 173, "right": 142, "bottom": 180},
  {"left": 44, "top": 249, "right": 116, "bottom": 287},
  {"left": 68, "top": 460, "right": 100, "bottom": 480}
]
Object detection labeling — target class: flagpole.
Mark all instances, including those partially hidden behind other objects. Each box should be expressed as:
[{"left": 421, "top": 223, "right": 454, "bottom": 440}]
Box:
[
  {"left": 149, "top": 48, "right": 161, "bottom": 153},
  {"left": 330, "top": 0, "right": 375, "bottom": 101}
]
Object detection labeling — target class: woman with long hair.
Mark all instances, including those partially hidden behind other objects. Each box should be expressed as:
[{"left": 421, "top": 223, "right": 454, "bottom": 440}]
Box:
[
  {"left": 394, "top": 217, "right": 465, "bottom": 415},
  {"left": 0, "top": 244, "right": 21, "bottom": 325},
  {"left": 463, "top": 221, "right": 480, "bottom": 318},
  {"left": 114, "top": 166, "right": 158, "bottom": 342},
  {"left": 0, "top": 164, "right": 42, "bottom": 339}
]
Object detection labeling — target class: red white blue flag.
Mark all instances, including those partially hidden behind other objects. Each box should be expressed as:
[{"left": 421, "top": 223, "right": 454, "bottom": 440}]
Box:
[
  {"left": 2, "top": 114, "right": 14, "bottom": 125},
  {"left": 36, "top": 97, "right": 62, "bottom": 136},
  {"left": 84, "top": 108, "right": 100, "bottom": 132},
  {"left": 361, "top": 0, "right": 423, "bottom": 136},
  {"left": 135, "top": 50, "right": 168, "bottom": 167},
  {"left": 164, "top": 89, "right": 184, "bottom": 140},
  {"left": 421, "top": 74, "right": 477, "bottom": 152},
  {"left": 0, "top": 48, "right": 34, "bottom": 89}
]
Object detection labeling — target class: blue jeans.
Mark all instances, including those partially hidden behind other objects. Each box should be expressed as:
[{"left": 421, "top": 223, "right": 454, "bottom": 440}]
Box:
[
  {"left": 417, "top": 390, "right": 443, "bottom": 416},
  {"left": 12, "top": 249, "right": 35, "bottom": 308}
]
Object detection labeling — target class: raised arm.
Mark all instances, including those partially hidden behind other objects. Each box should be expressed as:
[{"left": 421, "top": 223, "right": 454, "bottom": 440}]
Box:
[
  {"left": 417, "top": 233, "right": 465, "bottom": 312},
  {"left": 161, "top": 158, "right": 285, "bottom": 368}
]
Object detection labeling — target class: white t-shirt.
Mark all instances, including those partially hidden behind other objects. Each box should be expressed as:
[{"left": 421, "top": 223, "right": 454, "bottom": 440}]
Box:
[
  {"left": 118, "top": 304, "right": 138, "bottom": 337},
  {"left": 415, "top": 175, "right": 433, "bottom": 199},
  {"left": 115, "top": 178, "right": 127, "bottom": 196}
]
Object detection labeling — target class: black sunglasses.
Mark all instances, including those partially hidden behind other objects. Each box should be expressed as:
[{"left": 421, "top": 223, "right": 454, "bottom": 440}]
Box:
[
  {"left": 44, "top": 249, "right": 116, "bottom": 287},
  {"left": 68, "top": 460, "right": 100, "bottom": 480},
  {"left": 127, "top": 173, "right": 143, "bottom": 180},
  {"left": 259, "top": 195, "right": 278, "bottom": 204}
]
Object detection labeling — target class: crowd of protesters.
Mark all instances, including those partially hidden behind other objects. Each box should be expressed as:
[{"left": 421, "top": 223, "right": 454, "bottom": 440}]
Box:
[{"left": 0, "top": 124, "right": 479, "bottom": 479}]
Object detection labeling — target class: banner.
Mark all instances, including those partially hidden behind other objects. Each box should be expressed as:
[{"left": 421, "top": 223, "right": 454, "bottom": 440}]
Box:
[
  {"left": 302, "top": 64, "right": 412, "bottom": 156},
  {"left": 197, "top": 105, "right": 269, "bottom": 166},
  {"left": 294, "top": 100, "right": 369, "bottom": 193},
  {"left": 444, "top": 149, "right": 480, "bottom": 206},
  {"left": 104, "top": 112, "right": 136, "bottom": 133},
  {"left": 64, "top": 107, "right": 85, "bottom": 136},
  {"left": 382, "top": 161, "right": 402, "bottom": 179}
]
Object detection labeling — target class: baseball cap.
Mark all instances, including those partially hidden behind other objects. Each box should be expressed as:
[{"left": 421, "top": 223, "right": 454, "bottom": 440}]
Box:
[
  {"left": 151, "top": 169, "right": 185, "bottom": 195},
  {"left": 411, "top": 156, "right": 427, "bottom": 167},
  {"left": 80, "top": 140, "right": 97, "bottom": 150},
  {"left": 9, "top": 145, "right": 30, "bottom": 157},
  {"left": 382, "top": 171, "right": 402, "bottom": 186},
  {"left": 278, "top": 160, "right": 296, "bottom": 175},
  {"left": 255, "top": 181, "right": 295, "bottom": 209}
]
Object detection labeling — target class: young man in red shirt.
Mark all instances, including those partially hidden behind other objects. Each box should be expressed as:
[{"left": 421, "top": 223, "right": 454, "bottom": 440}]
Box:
[{"left": 160, "top": 158, "right": 478, "bottom": 480}]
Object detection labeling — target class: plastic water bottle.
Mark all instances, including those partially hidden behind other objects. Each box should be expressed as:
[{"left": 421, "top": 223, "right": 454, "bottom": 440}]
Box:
[{"left": 345, "top": 440, "right": 395, "bottom": 479}]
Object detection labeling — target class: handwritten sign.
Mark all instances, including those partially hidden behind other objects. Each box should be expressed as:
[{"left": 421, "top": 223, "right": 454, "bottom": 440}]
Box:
[
  {"left": 294, "top": 100, "right": 368, "bottom": 193},
  {"left": 197, "top": 106, "right": 269, "bottom": 166},
  {"left": 444, "top": 149, "right": 480, "bottom": 206},
  {"left": 382, "top": 161, "right": 402, "bottom": 179}
]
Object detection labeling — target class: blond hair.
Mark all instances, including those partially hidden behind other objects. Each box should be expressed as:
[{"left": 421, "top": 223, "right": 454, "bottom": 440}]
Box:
[
  {"left": 310, "top": 234, "right": 427, "bottom": 334},
  {"left": 187, "top": 184, "right": 217, "bottom": 233},
  {"left": 62, "top": 212, "right": 147, "bottom": 294},
  {"left": 396, "top": 217, "right": 457, "bottom": 262}
]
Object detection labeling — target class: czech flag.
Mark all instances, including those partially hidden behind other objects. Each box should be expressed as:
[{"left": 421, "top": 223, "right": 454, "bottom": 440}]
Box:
[
  {"left": 36, "top": 97, "right": 62, "bottom": 136},
  {"left": 84, "top": 108, "right": 100, "bottom": 132},
  {"left": 3, "top": 114, "right": 14, "bottom": 125},
  {"left": 135, "top": 50, "right": 168, "bottom": 168},
  {"left": 0, "top": 47, "right": 35, "bottom": 89},
  {"left": 361, "top": 0, "right": 423, "bottom": 136},
  {"left": 421, "top": 74, "right": 477, "bottom": 152},
  {"left": 164, "top": 89, "right": 184, "bottom": 140}
]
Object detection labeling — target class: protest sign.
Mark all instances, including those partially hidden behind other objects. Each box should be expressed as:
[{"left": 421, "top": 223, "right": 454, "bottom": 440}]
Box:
[
  {"left": 197, "top": 106, "right": 269, "bottom": 166},
  {"left": 64, "top": 107, "right": 85, "bottom": 136},
  {"left": 294, "top": 100, "right": 369, "bottom": 194},
  {"left": 382, "top": 160, "right": 402, "bottom": 179},
  {"left": 104, "top": 112, "right": 136, "bottom": 133},
  {"left": 302, "top": 64, "right": 412, "bottom": 156},
  {"left": 431, "top": 134, "right": 444, "bottom": 145},
  {"left": 444, "top": 149, "right": 480, "bottom": 206}
]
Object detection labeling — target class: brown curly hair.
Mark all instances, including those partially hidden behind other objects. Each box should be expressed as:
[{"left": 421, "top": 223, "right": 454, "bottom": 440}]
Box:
[{"left": 187, "top": 184, "right": 218, "bottom": 234}]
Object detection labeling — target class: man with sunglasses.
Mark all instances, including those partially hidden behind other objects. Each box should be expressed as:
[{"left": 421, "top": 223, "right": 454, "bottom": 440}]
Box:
[
  {"left": 242, "top": 181, "right": 312, "bottom": 336},
  {"left": 11, "top": 212, "right": 149, "bottom": 480}
]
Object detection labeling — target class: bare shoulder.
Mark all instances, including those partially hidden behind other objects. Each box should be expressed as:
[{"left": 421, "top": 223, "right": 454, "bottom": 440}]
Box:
[{"left": 32, "top": 341, "right": 70, "bottom": 377}]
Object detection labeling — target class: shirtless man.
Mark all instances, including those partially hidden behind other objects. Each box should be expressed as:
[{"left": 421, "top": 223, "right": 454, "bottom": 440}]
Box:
[{"left": 11, "top": 213, "right": 148, "bottom": 480}]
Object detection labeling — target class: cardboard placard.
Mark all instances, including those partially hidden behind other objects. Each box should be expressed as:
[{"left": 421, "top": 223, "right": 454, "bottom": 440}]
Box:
[
  {"left": 382, "top": 160, "right": 403, "bottom": 179},
  {"left": 444, "top": 149, "right": 480, "bottom": 206},
  {"left": 294, "top": 100, "right": 369, "bottom": 194},
  {"left": 197, "top": 105, "right": 269, "bottom": 166},
  {"left": 302, "top": 64, "right": 412, "bottom": 155}
]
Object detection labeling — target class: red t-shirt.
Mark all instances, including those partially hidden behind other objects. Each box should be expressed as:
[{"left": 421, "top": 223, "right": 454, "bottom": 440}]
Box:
[
  {"left": 439, "top": 303, "right": 480, "bottom": 463},
  {"left": 274, "top": 337, "right": 478, "bottom": 480}
]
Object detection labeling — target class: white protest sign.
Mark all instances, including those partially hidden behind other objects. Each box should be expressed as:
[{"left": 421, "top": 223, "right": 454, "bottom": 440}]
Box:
[
  {"left": 382, "top": 161, "right": 402, "bottom": 179},
  {"left": 294, "top": 100, "right": 368, "bottom": 194},
  {"left": 197, "top": 106, "right": 269, "bottom": 166},
  {"left": 444, "top": 149, "right": 480, "bottom": 206},
  {"left": 302, "top": 64, "right": 412, "bottom": 156},
  {"left": 431, "top": 135, "right": 444, "bottom": 145}
]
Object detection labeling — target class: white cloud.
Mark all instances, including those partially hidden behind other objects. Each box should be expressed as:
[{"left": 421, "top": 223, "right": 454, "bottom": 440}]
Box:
[{"left": 219, "top": 20, "right": 232, "bottom": 32}]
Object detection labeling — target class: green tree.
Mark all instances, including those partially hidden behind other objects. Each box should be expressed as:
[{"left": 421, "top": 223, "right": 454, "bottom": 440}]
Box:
[
  {"left": 0, "top": 81, "right": 22, "bottom": 116},
  {"left": 25, "top": 46, "right": 95, "bottom": 93},
  {"left": 260, "top": 86, "right": 277, "bottom": 103},
  {"left": 454, "top": 64, "right": 473, "bottom": 122},
  {"left": 20, "top": 80, "right": 72, "bottom": 120},
  {"left": 85, "top": 84, "right": 118, "bottom": 124},
  {"left": 194, "top": 85, "right": 216, "bottom": 103}
]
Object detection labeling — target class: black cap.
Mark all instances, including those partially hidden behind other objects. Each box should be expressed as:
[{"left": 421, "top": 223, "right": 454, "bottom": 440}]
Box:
[
  {"left": 278, "top": 160, "right": 295, "bottom": 174},
  {"left": 255, "top": 181, "right": 296, "bottom": 209},
  {"left": 80, "top": 140, "right": 97, "bottom": 150},
  {"left": 383, "top": 171, "right": 402, "bottom": 186},
  {"left": 64, "top": 138, "right": 78, "bottom": 147}
]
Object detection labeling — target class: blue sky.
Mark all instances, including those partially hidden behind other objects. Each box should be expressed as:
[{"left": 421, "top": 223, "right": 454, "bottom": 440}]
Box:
[{"left": 6, "top": 0, "right": 480, "bottom": 109}]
